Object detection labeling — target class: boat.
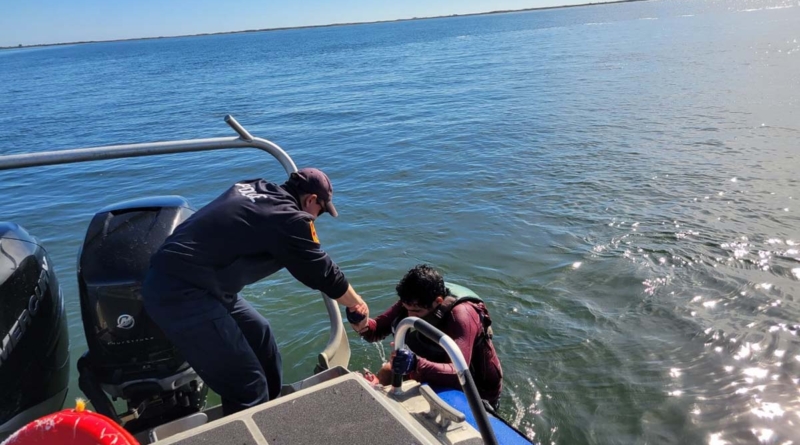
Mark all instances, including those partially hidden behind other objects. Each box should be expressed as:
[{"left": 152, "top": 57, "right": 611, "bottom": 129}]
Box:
[
  {"left": 0, "top": 224, "right": 70, "bottom": 438},
  {"left": 0, "top": 116, "right": 533, "bottom": 444}
]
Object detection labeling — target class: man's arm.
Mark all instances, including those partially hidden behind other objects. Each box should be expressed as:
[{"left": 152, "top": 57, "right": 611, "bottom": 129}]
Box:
[
  {"left": 271, "top": 215, "right": 370, "bottom": 330},
  {"left": 334, "top": 284, "right": 369, "bottom": 332},
  {"left": 352, "top": 301, "right": 404, "bottom": 342},
  {"left": 335, "top": 284, "right": 365, "bottom": 309},
  {"left": 410, "top": 304, "right": 481, "bottom": 386}
]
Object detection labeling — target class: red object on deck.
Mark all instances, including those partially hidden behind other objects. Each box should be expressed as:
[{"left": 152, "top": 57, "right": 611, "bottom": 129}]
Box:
[{"left": 1, "top": 408, "right": 139, "bottom": 445}]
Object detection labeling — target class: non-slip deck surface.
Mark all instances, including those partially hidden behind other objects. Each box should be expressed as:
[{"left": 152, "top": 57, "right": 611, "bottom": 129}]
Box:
[
  {"left": 173, "top": 420, "right": 254, "bottom": 445},
  {"left": 168, "top": 379, "right": 425, "bottom": 445},
  {"left": 254, "top": 379, "right": 423, "bottom": 445}
]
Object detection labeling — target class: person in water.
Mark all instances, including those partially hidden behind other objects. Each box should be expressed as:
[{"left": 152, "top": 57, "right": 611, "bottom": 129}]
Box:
[
  {"left": 352, "top": 264, "right": 503, "bottom": 408},
  {"left": 141, "top": 168, "right": 370, "bottom": 415}
]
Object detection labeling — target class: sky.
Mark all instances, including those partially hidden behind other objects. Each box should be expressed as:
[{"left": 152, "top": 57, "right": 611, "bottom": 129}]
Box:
[{"left": 0, "top": 0, "right": 617, "bottom": 47}]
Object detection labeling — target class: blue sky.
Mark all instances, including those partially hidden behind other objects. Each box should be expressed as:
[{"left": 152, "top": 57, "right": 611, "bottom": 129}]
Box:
[{"left": 0, "top": 0, "right": 615, "bottom": 47}]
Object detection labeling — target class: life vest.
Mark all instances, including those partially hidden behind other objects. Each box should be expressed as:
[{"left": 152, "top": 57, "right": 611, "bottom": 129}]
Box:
[
  {"left": 393, "top": 283, "right": 493, "bottom": 364},
  {"left": 1, "top": 400, "right": 139, "bottom": 445}
]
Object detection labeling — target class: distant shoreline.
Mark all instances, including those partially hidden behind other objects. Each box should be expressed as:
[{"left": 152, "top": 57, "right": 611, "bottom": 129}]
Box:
[{"left": 1, "top": 0, "right": 642, "bottom": 50}]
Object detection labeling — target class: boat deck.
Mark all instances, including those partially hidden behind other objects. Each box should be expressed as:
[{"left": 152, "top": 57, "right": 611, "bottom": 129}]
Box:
[{"left": 151, "top": 372, "right": 483, "bottom": 445}]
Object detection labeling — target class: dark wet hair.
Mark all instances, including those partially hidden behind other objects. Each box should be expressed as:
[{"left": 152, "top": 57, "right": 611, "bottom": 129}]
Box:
[{"left": 396, "top": 264, "right": 447, "bottom": 308}]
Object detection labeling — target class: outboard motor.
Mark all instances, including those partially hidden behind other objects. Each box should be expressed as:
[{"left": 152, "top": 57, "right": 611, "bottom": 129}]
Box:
[
  {"left": 76, "top": 196, "right": 207, "bottom": 434},
  {"left": 0, "top": 223, "right": 69, "bottom": 439}
]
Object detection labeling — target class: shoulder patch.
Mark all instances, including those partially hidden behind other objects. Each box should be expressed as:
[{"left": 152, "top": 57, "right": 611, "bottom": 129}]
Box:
[{"left": 309, "top": 221, "right": 320, "bottom": 244}]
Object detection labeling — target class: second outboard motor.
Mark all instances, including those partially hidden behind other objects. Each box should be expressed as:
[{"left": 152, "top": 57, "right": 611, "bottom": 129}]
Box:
[
  {"left": 76, "top": 196, "right": 207, "bottom": 434},
  {"left": 0, "top": 223, "right": 69, "bottom": 440}
]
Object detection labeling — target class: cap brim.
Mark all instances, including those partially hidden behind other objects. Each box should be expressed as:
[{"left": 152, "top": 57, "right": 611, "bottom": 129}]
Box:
[{"left": 325, "top": 200, "right": 338, "bottom": 218}]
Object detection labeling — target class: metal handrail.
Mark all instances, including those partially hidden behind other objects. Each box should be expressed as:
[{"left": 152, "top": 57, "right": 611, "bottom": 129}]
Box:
[
  {"left": 393, "top": 317, "right": 499, "bottom": 445},
  {"left": 0, "top": 115, "right": 349, "bottom": 373},
  {"left": 0, "top": 116, "right": 296, "bottom": 173}
]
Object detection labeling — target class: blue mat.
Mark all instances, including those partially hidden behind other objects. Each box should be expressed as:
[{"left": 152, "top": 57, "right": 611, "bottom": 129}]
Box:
[{"left": 429, "top": 385, "right": 534, "bottom": 445}]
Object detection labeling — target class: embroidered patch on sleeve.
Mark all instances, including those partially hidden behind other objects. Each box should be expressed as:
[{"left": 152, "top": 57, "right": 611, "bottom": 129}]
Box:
[{"left": 309, "top": 221, "right": 320, "bottom": 244}]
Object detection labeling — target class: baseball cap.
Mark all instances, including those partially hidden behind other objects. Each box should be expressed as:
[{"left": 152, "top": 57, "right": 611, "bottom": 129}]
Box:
[{"left": 288, "top": 168, "right": 338, "bottom": 217}]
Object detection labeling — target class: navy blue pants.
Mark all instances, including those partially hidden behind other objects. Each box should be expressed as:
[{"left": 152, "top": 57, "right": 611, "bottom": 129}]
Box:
[{"left": 142, "top": 272, "right": 282, "bottom": 415}]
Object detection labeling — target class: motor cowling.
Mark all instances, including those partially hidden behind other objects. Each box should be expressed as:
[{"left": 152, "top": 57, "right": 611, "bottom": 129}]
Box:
[
  {"left": 0, "top": 223, "right": 69, "bottom": 439},
  {"left": 76, "top": 196, "right": 206, "bottom": 434}
]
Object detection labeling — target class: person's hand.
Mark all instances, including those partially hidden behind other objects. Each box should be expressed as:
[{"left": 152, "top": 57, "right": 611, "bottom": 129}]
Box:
[
  {"left": 361, "top": 368, "right": 381, "bottom": 386},
  {"left": 392, "top": 348, "right": 418, "bottom": 376},
  {"left": 376, "top": 362, "right": 393, "bottom": 386},
  {"left": 346, "top": 302, "right": 369, "bottom": 334}
]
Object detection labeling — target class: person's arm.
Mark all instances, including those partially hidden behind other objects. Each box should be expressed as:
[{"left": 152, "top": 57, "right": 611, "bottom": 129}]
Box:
[
  {"left": 336, "top": 285, "right": 370, "bottom": 332},
  {"left": 355, "top": 301, "right": 404, "bottom": 342},
  {"left": 270, "top": 215, "right": 370, "bottom": 330},
  {"left": 409, "top": 304, "right": 482, "bottom": 387},
  {"left": 335, "top": 284, "right": 365, "bottom": 309},
  {"left": 270, "top": 215, "right": 350, "bottom": 295}
]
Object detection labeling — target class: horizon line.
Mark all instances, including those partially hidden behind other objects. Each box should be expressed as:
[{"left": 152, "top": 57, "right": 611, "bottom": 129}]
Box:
[{"left": 0, "top": 0, "right": 640, "bottom": 50}]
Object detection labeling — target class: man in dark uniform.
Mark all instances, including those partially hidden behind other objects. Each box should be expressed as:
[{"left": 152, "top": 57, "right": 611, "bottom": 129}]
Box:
[{"left": 141, "top": 168, "right": 369, "bottom": 415}]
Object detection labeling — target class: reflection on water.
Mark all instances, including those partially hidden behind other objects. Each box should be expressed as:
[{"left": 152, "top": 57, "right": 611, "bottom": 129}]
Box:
[{"left": 587, "top": 203, "right": 800, "bottom": 443}]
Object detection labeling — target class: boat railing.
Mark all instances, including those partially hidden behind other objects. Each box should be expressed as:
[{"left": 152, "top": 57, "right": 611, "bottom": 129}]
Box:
[
  {"left": 393, "top": 317, "right": 499, "bottom": 445},
  {"left": 0, "top": 115, "right": 350, "bottom": 373}
]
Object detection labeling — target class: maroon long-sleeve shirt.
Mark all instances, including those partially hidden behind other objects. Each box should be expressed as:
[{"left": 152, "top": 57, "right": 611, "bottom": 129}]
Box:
[{"left": 360, "top": 300, "right": 503, "bottom": 405}]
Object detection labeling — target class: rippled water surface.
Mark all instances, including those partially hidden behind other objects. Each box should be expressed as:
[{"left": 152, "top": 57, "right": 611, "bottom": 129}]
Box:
[{"left": 1, "top": 0, "right": 799, "bottom": 443}]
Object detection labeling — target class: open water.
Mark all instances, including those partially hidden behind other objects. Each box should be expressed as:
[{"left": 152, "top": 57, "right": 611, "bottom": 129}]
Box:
[{"left": 1, "top": 0, "right": 799, "bottom": 443}]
